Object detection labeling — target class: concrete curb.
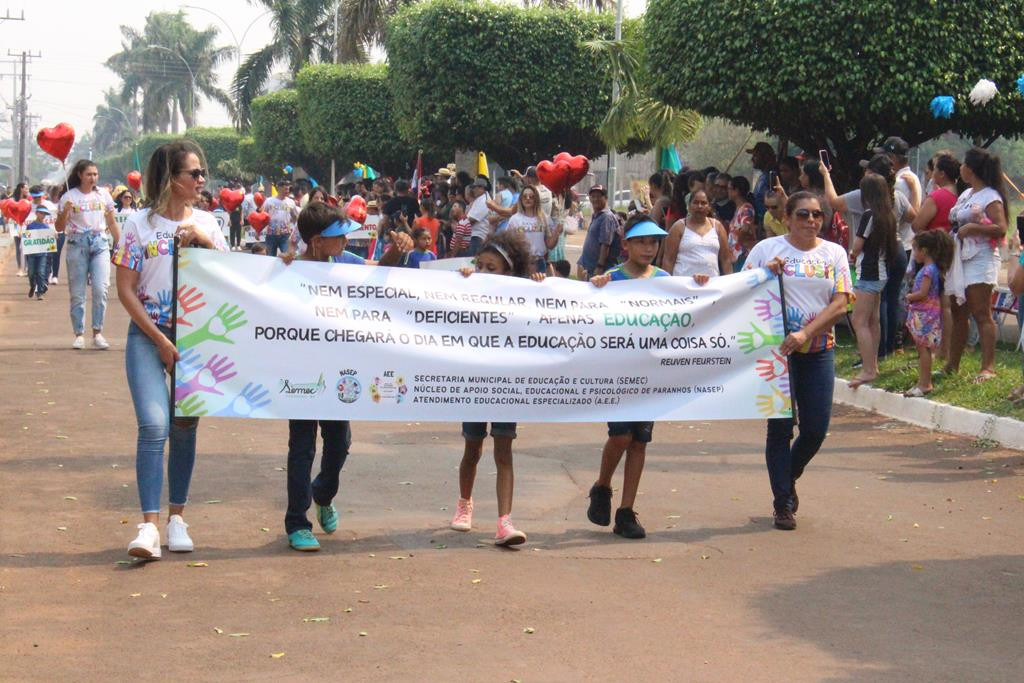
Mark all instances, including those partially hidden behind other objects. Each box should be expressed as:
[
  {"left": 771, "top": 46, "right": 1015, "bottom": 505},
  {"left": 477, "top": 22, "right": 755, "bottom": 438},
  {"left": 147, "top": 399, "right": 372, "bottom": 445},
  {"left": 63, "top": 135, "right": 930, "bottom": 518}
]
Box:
[{"left": 834, "top": 378, "right": 1024, "bottom": 451}]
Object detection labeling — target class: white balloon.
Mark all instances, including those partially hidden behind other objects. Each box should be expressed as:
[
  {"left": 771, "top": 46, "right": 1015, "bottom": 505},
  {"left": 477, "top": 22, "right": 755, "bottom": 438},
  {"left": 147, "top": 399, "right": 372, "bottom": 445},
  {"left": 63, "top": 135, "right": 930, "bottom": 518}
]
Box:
[{"left": 969, "top": 78, "right": 998, "bottom": 106}]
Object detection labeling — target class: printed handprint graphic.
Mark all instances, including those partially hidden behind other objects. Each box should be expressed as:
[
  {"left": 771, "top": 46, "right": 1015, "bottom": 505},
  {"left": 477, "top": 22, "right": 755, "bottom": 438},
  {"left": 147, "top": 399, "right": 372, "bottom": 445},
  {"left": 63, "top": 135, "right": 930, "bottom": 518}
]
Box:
[
  {"left": 177, "top": 303, "right": 248, "bottom": 351},
  {"left": 176, "top": 286, "right": 206, "bottom": 327},
  {"left": 174, "top": 354, "right": 237, "bottom": 401},
  {"left": 144, "top": 289, "right": 173, "bottom": 323},
  {"left": 755, "top": 385, "right": 792, "bottom": 418},
  {"left": 737, "top": 322, "right": 785, "bottom": 354},
  {"left": 755, "top": 349, "right": 789, "bottom": 382},
  {"left": 746, "top": 267, "right": 773, "bottom": 288},
  {"left": 213, "top": 383, "right": 272, "bottom": 418},
  {"left": 174, "top": 348, "right": 204, "bottom": 389},
  {"left": 176, "top": 394, "right": 208, "bottom": 417},
  {"left": 752, "top": 290, "right": 782, "bottom": 323}
]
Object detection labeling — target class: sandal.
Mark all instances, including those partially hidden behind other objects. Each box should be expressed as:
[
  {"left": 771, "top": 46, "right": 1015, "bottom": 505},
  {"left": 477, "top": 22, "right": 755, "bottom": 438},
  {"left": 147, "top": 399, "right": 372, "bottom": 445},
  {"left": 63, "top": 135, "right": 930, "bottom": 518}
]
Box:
[
  {"left": 904, "top": 387, "right": 932, "bottom": 398},
  {"left": 848, "top": 374, "right": 877, "bottom": 389},
  {"left": 974, "top": 371, "right": 997, "bottom": 384}
]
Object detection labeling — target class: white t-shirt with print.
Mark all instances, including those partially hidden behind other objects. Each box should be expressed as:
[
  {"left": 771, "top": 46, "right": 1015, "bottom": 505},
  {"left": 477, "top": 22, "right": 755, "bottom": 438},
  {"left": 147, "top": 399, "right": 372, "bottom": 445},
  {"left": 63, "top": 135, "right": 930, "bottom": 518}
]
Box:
[
  {"left": 59, "top": 187, "right": 115, "bottom": 234},
  {"left": 951, "top": 186, "right": 1003, "bottom": 262},
  {"left": 468, "top": 193, "right": 492, "bottom": 241},
  {"left": 507, "top": 212, "right": 551, "bottom": 258},
  {"left": 744, "top": 235, "right": 854, "bottom": 353},
  {"left": 262, "top": 196, "right": 298, "bottom": 236},
  {"left": 111, "top": 208, "right": 228, "bottom": 327}
]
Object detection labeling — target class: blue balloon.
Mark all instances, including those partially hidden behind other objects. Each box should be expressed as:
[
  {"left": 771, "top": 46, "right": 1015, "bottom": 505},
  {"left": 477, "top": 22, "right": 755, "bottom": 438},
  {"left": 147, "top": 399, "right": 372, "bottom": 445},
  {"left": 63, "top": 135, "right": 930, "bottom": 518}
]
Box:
[
  {"left": 353, "top": 168, "right": 363, "bottom": 178},
  {"left": 1017, "top": 75, "right": 1024, "bottom": 97},
  {"left": 283, "top": 164, "right": 293, "bottom": 174},
  {"left": 930, "top": 95, "right": 954, "bottom": 119}
]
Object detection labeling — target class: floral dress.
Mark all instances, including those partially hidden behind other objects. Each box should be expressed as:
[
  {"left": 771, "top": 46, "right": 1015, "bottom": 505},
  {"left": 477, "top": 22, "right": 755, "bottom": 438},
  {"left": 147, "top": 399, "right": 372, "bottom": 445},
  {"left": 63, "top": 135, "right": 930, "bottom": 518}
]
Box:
[{"left": 906, "top": 263, "right": 942, "bottom": 349}]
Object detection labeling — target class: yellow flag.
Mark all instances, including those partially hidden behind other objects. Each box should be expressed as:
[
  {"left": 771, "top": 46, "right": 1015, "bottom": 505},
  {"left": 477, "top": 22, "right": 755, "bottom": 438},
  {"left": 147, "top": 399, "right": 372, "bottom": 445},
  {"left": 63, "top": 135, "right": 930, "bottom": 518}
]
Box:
[
  {"left": 477, "top": 151, "right": 489, "bottom": 178},
  {"left": 270, "top": 185, "right": 278, "bottom": 198}
]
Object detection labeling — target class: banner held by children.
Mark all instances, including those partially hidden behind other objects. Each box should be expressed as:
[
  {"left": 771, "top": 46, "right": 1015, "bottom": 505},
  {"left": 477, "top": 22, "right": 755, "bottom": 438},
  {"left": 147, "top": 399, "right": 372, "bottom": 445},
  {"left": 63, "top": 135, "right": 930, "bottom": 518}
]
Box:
[{"left": 173, "top": 249, "right": 791, "bottom": 422}]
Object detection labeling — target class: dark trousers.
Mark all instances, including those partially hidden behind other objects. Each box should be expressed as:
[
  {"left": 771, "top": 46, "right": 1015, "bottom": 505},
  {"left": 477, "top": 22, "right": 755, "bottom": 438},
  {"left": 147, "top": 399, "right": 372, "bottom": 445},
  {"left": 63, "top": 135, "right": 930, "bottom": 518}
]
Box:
[
  {"left": 765, "top": 348, "right": 834, "bottom": 510},
  {"left": 286, "top": 419, "right": 351, "bottom": 533},
  {"left": 229, "top": 221, "right": 242, "bottom": 248},
  {"left": 49, "top": 233, "right": 65, "bottom": 278},
  {"left": 879, "top": 249, "right": 909, "bottom": 355}
]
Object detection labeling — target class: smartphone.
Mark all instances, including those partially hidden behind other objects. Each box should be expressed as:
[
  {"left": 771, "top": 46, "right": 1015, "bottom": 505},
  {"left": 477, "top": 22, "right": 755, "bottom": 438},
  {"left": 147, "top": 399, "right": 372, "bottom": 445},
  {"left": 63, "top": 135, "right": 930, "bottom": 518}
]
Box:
[
  {"left": 1016, "top": 215, "right": 1024, "bottom": 247},
  {"left": 819, "top": 149, "right": 832, "bottom": 171},
  {"left": 767, "top": 171, "right": 777, "bottom": 189}
]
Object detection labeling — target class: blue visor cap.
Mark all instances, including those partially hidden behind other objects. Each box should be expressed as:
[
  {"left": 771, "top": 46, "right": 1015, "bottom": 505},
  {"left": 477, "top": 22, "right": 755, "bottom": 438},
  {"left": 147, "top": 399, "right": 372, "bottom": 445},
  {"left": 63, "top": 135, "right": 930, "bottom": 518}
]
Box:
[
  {"left": 320, "top": 218, "right": 362, "bottom": 238},
  {"left": 624, "top": 220, "right": 668, "bottom": 240},
  {"left": 34, "top": 205, "right": 52, "bottom": 215},
  {"left": 30, "top": 191, "right": 45, "bottom": 198}
]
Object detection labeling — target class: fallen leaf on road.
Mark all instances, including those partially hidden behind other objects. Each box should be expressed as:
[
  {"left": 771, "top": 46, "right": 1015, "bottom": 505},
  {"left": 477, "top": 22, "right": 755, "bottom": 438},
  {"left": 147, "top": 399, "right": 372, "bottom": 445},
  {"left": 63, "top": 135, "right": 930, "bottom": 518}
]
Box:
[
  {"left": 358, "top": 631, "right": 368, "bottom": 637},
  {"left": 303, "top": 617, "right": 330, "bottom": 623},
  {"left": 213, "top": 628, "right": 223, "bottom": 634},
  {"left": 116, "top": 560, "right": 131, "bottom": 565},
  {"left": 130, "top": 593, "right": 141, "bottom": 598},
  {"left": 666, "top": 515, "right": 680, "bottom": 519},
  {"left": 912, "top": 523, "right": 920, "bottom": 528},
  {"left": 358, "top": 599, "right": 370, "bottom": 604},
  {"left": 982, "top": 516, "right": 992, "bottom": 520},
  {"left": 887, "top": 515, "right": 893, "bottom": 521},
  {"left": 471, "top": 579, "right": 482, "bottom": 584},
  {"left": 187, "top": 562, "right": 208, "bottom": 567},
  {"left": 388, "top": 556, "right": 405, "bottom": 560},
  {"left": 399, "top": 481, "right": 413, "bottom": 485},
  {"left": 204, "top": 500, "right": 222, "bottom": 504},
  {"left": 160, "top": 593, "right": 167, "bottom": 598},
  {"left": 344, "top": 608, "right": 353, "bottom": 613},
  {"left": 523, "top": 627, "right": 535, "bottom": 634},
  {"left": 373, "top": 584, "right": 388, "bottom": 590},
  {"left": 63, "top": 496, "right": 77, "bottom": 501},
  {"left": 271, "top": 653, "right": 285, "bottom": 659},
  {"left": 260, "top": 528, "right": 269, "bottom": 532},
  {"left": 652, "top": 558, "right": 663, "bottom": 563},
  {"left": 434, "top": 544, "right": 447, "bottom": 549},
  {"left": 911, "top": 564, "right": 924, "bottom": 571},
  {"left": 228, "top": 633, "right": 249, "bottom": 638},
  {"left": 54, "top": 435, "right": 67, "bottom": 440},
  {"left": 56, "top": 526, "right": 67, "bottom": 531},
  {"left": 700, "top": 554, "right": 710, "bottom": 560}
]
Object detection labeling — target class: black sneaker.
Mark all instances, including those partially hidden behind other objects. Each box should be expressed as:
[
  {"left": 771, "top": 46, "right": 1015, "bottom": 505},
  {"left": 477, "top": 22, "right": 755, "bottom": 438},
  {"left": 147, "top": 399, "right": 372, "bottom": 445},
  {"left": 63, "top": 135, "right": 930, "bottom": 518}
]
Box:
[
  {"left": 613, "top": 507, "right": 646, "bottom": 539},
  {"left": 773, "top": 505, "right": 796, "bottom": 531},
  {"left": 587, "top": 484, "right": 612, "bottom": 526},
  {"left": 791, "top": 481, "right": 799, "bottom": 514}
]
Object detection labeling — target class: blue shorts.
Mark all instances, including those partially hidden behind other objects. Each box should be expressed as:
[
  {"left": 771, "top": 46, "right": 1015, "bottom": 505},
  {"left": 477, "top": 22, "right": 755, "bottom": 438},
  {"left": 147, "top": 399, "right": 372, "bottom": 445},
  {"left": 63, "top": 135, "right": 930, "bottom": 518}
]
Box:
[
  {"left": 607, "top": 421, "right": 655, "bottom": 443},
  {"left": 854, "top": 278, "right": 887, "bottom": 294},
  {"left": 462, "top": 422, "right": 517, "bottom": 440}
]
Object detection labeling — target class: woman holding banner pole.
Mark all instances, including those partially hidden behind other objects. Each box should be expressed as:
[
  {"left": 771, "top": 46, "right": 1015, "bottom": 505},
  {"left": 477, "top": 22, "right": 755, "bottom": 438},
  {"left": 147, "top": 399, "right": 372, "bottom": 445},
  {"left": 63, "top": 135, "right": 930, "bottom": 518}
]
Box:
[
  {"left": 743, "top": 192, "right": 854, "bottom": 531},
  {"left": 113, "top": 140, "right": 227, "bottom": 559}
]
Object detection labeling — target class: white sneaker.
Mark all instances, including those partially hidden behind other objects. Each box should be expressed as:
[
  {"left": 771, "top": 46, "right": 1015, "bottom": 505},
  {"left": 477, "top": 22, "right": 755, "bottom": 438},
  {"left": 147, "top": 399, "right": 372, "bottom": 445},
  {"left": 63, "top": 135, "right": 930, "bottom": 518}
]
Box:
[
  {"left": 167, "top": 515, "right": 194, "bottom": 552},
  {"left": 93, "top": 333, "right": 110, "bottom": 349},
  {"left": 48, "top": 275, "right": 57, "bottom": 284},
  {"left": 16, "top": 270, "right": 25, "bottom": 277},
  {"left": 128, "top": 522, "right": 162, "bottom": 559},
  {"left": 72, "top": 335, "right": 84, "bottom": 349}
]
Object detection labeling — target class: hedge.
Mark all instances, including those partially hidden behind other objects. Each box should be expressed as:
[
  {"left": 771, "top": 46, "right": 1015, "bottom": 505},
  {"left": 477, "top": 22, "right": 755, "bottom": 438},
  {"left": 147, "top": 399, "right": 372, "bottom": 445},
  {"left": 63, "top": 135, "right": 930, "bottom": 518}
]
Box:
[{"left": 386, "top": 0, "right": 613, "bottom": 169}]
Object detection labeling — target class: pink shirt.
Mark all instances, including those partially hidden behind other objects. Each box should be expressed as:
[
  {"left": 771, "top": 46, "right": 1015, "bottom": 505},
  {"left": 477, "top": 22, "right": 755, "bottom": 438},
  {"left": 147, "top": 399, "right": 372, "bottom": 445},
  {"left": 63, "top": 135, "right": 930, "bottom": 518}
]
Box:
[{"left": 926, "top": 187, "right": 957, "bottom": 232}]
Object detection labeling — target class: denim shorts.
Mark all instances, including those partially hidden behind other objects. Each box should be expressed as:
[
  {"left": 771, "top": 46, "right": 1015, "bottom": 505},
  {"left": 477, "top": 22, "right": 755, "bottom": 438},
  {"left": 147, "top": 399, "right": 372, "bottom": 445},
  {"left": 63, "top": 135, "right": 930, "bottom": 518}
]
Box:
[
  {"left": 462, "top": 422, "right": 517, "bottom": 440},
  {"left": 607, "top": 421, "right": 655, "bottom": 443},
  {"left": 854, "top": 278, "right": 887, "bottom": 295}
]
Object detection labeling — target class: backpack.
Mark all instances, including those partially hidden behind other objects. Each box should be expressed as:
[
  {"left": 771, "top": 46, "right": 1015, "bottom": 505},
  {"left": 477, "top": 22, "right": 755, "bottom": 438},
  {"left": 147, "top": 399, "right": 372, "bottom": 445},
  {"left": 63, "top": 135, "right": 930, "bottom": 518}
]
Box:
[{"left": 821, "top": 210, "right": 849, "bottom": 250}]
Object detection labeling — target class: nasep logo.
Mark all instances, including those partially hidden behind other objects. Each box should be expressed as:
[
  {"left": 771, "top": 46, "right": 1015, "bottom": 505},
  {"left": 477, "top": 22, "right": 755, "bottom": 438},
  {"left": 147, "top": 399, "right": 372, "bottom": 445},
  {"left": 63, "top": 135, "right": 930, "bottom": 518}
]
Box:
[
  {"left": 337, "top": 369, "right": 362, "bottom": 404},
  {"left": 278, "top": 372, "right": 327, "bottom": 397}
]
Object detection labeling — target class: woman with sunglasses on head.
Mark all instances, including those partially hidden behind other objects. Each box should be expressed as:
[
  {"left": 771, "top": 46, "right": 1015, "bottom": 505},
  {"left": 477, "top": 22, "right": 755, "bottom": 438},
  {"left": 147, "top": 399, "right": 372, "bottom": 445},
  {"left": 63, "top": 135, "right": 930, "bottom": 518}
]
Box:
[
  {"left": 112, "top": 141, "right": 227, "bottom": 559},
  {"left": 743, "top": 192, "right": 854, "bottom": 531},
  {"left": 56, "top": 161, "right": 120, "bottom": 349}
]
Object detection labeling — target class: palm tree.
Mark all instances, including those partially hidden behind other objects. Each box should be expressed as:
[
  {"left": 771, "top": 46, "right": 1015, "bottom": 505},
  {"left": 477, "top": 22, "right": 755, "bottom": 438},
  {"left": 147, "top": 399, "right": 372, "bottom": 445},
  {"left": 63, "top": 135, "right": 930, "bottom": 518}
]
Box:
[
  {"left": 106, "top": 11, "right": 235, "bottom": 134},
  {"left": 233, "top": 0, "right": 355, "bottom": 130},
  {"left": 92, "top": 89, "right": 140, "bottom": 156},
  {"left": 584, "top": 36, "right": 702, "bottom": 152}
]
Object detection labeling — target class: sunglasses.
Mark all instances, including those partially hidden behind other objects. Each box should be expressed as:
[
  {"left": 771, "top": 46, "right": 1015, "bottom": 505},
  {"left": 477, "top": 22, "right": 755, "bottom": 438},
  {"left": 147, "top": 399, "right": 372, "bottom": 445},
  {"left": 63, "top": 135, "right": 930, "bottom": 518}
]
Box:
[
  {"left": 794, "top": 209, "right": 825, "bottom": 220},
  {"left": 179, "top": 168, "right": 207, "bottom": 180}
]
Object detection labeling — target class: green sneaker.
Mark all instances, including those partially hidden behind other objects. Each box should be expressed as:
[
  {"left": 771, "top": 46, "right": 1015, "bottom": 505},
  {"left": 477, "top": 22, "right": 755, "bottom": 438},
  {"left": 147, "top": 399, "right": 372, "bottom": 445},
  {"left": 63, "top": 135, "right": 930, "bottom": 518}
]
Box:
[
  {"left": 288, "top": 529, "right": 320, "bottom": 552},
  {"left": 316, "top": 503, "right": 338, "bottom": 534}
]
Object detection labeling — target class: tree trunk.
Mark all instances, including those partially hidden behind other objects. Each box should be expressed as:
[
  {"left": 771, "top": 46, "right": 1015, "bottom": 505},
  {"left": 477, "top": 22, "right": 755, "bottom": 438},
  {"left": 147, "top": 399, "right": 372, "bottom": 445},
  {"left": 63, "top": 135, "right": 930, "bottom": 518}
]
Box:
[{"left": 171, "top": 99, "right": 179, "bottom": 135}]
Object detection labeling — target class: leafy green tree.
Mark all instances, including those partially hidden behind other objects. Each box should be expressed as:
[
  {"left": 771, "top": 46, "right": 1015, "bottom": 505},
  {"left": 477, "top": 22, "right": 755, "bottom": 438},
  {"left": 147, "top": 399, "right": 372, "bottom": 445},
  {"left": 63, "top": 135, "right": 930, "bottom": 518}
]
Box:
[
  {"left": 295, "top": 64, "right": 412, "bottom": 176},
  {"left": 92, "top": 89, "right": 140, "bottom": 157},
  {"left": 386, "top": 0, "right": 613, "bottom": 168},
  {"left": 106, "top": 11, "right": 234, "bottom": 134},
  {"left": 249, "top": 89, "right": 330, "bottom": 181},
  {"left": 644, "top": 0, "right": 1024, "bottom": 185}
]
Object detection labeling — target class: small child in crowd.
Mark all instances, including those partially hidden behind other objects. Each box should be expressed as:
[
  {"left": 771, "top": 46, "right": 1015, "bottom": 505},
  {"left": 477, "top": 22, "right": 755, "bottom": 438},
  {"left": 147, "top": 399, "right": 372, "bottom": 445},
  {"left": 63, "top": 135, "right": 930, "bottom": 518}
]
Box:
[
  {"left": 24, "top": 205, "right": 52, "bottom": 300},
  {"left": 412, "top": 199, "right": 440, "bottom": 255},
  {"left": 404, "top": 228, "right": 437, "bottom": 268},
  {"left": 450, "top": 231, "right": 545, "bottom": 545},
  {"left": 448, "top": 201, "right": 472, "bottom": 257},
  {"left": 905, "top": 229, "right": 954, "bottom": 397},
  {"left": 587, "top": 215, "right": 671, "bottom": 538},
  {"left": 281, "top": 201, "right": 411, "bottom": 551}
]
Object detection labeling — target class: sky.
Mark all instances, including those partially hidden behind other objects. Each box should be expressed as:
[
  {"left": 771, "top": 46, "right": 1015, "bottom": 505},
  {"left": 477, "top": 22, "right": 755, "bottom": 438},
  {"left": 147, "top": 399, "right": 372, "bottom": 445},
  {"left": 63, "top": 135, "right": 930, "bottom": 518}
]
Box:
[{"left": 0, "top": 0, "right": 645, "bottom": 149}]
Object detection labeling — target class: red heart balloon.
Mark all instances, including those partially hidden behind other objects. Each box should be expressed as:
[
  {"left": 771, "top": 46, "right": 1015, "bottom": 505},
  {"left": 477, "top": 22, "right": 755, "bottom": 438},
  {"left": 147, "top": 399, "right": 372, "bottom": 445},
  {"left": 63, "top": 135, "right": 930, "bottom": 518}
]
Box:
[
  {"left": 9, "top": 199, "right": 32, "bottom": 224},
  {"left": 219, "top": 188, "right": 244, "bottom": 212},
  {"left": 553, "top": 152, "right": 590, "bottom": 188},
  {"left": 37, "top": 123, "right": 75, "bottom": 162},
  {"left": 0, "top": 198, "right": 11, "bottom": 219},
  {"left": 536, "top": 159, "right": 572, "bottom": 195},
  {"left": 346, "top": 195, "right": 367, "bottom": 223},
  {"left": 247, "top": 211, "right": 270, "bottom": 235},
  {"left": 253, "top": 192, "right": 265, "bottom": 209},
  {"left": 126, "top": 171, "right": 142, "bottom": 191}
]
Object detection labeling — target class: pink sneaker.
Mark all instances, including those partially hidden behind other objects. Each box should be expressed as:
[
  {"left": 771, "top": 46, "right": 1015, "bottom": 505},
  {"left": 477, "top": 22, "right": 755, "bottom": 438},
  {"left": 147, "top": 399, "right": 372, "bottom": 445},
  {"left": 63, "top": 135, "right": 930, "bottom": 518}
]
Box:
[
  {"left": 450, "top": 497, "right": 473, "bottom": 531},
  {"left": 495, "top": 515, "right": 527, "bottom": 546}
]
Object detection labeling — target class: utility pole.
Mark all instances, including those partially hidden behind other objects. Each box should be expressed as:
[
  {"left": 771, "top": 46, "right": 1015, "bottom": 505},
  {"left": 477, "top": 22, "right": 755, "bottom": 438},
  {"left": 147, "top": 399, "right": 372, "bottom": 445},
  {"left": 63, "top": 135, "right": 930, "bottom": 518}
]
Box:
[{"left": 7, "top": 49, "right": 40, "bottom": 184}]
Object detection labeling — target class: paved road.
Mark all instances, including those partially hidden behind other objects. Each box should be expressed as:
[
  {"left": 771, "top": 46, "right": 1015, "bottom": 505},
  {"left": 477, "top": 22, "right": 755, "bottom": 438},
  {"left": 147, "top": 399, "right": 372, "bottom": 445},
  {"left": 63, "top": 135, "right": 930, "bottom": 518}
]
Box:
[{"left": 0, "top": 245, "right": 1021, "bottom": 681}]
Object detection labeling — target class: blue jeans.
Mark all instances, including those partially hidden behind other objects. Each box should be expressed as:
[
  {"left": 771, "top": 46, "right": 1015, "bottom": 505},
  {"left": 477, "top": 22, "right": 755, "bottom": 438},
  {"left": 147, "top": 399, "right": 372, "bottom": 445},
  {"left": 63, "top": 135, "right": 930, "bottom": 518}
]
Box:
[
  {"left": 125, "top": 322, "right": 199, "bottom": 513},
  {"left": 66, "top": 232, "right": 110, "bottom": 334},
  {"left": 879, "top": 249, "right": 909, "bottom": 355},
  {"left": 265, "top": 233, "right": 290, "bottom": 257},
  {"left": 765, "top": 348, "right": 834, "bottom": 510},
  {"left": 26, "top": 253, "right": 48, "bottom": 295},
  {"left": 468, "top": 236, "right": 485, "bottom": 257},
  {"left": 49, "top": 232, "right": 65, "bottom": 278},
  {"left": 286, "top": 420, "right": 351, "bottom": 533}
]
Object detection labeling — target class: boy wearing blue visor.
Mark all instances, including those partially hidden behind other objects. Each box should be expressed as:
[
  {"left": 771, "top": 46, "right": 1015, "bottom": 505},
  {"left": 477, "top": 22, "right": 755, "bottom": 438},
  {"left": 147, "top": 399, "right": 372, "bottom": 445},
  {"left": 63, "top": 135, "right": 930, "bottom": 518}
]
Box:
[{"left": 587, "top": 215, "right": 670, "bottom": 539}]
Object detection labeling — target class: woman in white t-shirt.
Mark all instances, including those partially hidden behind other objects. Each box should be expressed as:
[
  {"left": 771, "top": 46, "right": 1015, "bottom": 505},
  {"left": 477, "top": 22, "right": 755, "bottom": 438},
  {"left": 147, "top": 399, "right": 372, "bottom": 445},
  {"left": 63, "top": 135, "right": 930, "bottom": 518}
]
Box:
[
  {"left": 113, "top": 140, "right": 227, "bottom": 560},
  {"left": 56, "top": 160, "right": 120, "bottom": 349},
  {"left": 505, "top": 185, "right": 559, "bottom": 273},
  {"left": 944, "top": 147, "right": 1009, "bottom": 381},
  {"left": 660, "top": 189, "right": 731, "bottom": 278},
  {"left": 743, "top": 191, "right": 854, "bottom": 532}
]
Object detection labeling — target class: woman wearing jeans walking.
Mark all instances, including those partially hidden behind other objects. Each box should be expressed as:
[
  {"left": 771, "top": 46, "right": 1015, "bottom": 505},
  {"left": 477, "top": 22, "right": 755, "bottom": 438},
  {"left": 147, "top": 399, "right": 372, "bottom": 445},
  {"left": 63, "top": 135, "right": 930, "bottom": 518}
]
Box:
[
  {"left": 113, "top": 140, "right": 227, "bottom": 559},
  {"left": 743, "top": 192, "right": 854, "bottom": 530},
  {"left": 56, "top": 160, "right": 120, "bottom": 349}
]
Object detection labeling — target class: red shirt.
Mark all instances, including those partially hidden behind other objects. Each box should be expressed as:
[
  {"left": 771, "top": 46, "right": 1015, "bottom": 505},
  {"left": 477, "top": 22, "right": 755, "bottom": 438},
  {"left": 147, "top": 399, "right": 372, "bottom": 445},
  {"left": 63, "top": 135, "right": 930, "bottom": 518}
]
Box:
[
  {"left": 926, "top": 187, "right": 957, "bottom": 231},
  {"left": 413, "top": 216, "right": 440, "bottom": 254}
]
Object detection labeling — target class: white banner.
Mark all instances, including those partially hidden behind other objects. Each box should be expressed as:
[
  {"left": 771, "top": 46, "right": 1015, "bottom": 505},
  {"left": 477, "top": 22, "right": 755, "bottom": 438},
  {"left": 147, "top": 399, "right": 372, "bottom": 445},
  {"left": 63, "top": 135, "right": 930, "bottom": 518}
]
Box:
[
  {"left": 173, "top": 249, "right": 792, "bottom": 421},
  {"left": 22, "top": 228, "right": 57, "bottom": 254}
]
